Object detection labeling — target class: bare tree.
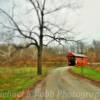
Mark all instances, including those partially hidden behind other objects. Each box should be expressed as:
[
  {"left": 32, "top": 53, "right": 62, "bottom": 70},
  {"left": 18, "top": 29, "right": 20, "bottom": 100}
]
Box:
[{"left": 0, "top": 0, "right": 80, "bottom": 75}]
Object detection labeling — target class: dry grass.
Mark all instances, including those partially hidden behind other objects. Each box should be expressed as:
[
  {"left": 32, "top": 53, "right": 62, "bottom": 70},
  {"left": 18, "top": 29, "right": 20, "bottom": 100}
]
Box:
[{"left": 0, "top": 67, "right": 48, "bottom": 100}]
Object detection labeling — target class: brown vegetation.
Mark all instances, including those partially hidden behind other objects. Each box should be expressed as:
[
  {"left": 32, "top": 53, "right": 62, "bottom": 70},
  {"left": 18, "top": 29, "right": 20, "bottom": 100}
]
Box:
[{"left": 0, "top": 45, "right": 67, "bottom": 67}]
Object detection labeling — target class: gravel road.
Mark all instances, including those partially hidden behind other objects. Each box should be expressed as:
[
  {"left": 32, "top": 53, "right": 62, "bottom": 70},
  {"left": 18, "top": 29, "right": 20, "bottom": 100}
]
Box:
[{"left": 23, "top": 67, "right": 100, "bottom": 100}]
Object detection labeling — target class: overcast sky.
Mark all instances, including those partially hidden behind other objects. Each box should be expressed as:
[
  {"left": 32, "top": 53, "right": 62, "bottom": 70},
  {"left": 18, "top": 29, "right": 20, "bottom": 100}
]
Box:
[
  {"left": 78, "top": 0, "right": 100, "bottom": 42},
  {"left": 0, "top": 0, "right": 100, "bottom": 43}
]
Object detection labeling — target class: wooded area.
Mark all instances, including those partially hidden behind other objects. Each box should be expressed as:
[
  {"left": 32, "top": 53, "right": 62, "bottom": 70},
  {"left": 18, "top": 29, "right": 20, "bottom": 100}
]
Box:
[{"left": 0, "top": 40, "right": 100, "bottom": 67}]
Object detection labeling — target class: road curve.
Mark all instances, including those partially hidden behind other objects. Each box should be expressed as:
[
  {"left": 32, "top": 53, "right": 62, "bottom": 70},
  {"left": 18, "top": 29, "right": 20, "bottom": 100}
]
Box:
[{"left": 25, "top": 67, "right": 100, "bottom": 100}]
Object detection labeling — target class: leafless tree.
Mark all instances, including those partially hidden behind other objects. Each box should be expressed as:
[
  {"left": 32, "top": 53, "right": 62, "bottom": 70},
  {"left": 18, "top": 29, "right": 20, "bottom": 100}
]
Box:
[{"left": 0, "top": 0, "right": 80, "bottom": 75}]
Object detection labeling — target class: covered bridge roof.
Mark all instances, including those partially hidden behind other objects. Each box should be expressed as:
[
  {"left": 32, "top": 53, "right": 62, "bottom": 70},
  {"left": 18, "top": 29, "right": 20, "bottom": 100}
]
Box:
[{"left": 67, "top": 53, "right": 87, "bottom": 58}]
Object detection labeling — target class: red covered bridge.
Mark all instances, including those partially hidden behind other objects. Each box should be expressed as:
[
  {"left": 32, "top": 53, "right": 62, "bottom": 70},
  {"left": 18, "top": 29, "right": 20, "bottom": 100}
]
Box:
[{"left": 66, "top": 53, "right": 88, "bottom": 67}]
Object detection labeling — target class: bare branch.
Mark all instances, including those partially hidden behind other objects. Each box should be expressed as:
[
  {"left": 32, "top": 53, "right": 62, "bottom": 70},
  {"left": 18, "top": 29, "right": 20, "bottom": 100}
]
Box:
[
  {"left": 42, "top": 0, "right": 46, "bottom": 10},
  {"left": 44, "top": 4, "right": 72, "bottom": 15},
  {"left": 0, "top": 8, "right": 39, "bottom": 47},
  {"left": 35, "top": 0, "right": 42, "bottom": 11},
  {"left": 43, "top": 34, "right": 76, "bottom": 46},
  {"left": 0, "top": 22, "right": 39, "bottom": 38},
  {"left": 44, "top": 21, "right": 73, "bottom": 32},
  {"left": 29, "top": 0, "right": 41, "bottom": 25}
]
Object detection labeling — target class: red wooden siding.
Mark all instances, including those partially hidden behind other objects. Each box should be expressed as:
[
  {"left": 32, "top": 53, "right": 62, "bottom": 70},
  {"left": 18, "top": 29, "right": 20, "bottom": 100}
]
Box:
[{"left": 66, "top": 53, "right": 88, "bottom": 67}]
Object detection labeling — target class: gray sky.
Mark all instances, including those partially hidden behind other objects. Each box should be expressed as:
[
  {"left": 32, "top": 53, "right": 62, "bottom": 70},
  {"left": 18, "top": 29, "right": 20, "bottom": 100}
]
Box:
[
  {"left": 0, "top": 0, "right": 100, "bottom": 43},
  {"left": 78, "top": 0, "right": 100, "bottom": 42}
]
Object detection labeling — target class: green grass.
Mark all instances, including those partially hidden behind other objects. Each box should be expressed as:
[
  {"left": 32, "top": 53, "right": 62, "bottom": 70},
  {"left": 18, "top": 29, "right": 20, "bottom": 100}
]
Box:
[
  {"left": 72, "top": 67, "right": 100, "bottom": 82},
  {"left": 0, "top": 67, "right": 48, "bottom": 100}
]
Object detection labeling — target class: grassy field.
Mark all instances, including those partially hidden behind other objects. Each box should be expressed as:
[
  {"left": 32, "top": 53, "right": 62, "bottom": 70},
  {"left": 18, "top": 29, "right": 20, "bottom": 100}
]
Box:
[
  {"left": 72, "top": 67, "right": 100, "bottom": 82},
  {"left": 0, "top": 67, "right": 48, "bottom": 100}
]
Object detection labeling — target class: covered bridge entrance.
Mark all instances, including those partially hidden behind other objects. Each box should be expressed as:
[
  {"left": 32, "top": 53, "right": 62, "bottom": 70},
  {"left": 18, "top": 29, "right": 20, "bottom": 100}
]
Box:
[{"left": 66, "top": 53, "right": 88, "bottom": 67}]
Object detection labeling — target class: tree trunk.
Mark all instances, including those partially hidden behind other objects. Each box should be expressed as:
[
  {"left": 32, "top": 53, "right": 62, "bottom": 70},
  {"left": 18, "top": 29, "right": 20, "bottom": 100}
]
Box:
[
  {"left": 37, "top": 12, "right": 44, "bottom": 75},
  {"left": 37, "top": 47, "right": 42, "bottom": 75},
  {"left": 37, "top": 27, "right": 43, "bottom": 75}
]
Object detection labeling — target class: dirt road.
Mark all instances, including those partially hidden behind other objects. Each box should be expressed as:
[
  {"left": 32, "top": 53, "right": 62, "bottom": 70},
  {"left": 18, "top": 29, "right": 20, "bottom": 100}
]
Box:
[{"left": 24, "top": 67, "right": 100, "bottom": 100}]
